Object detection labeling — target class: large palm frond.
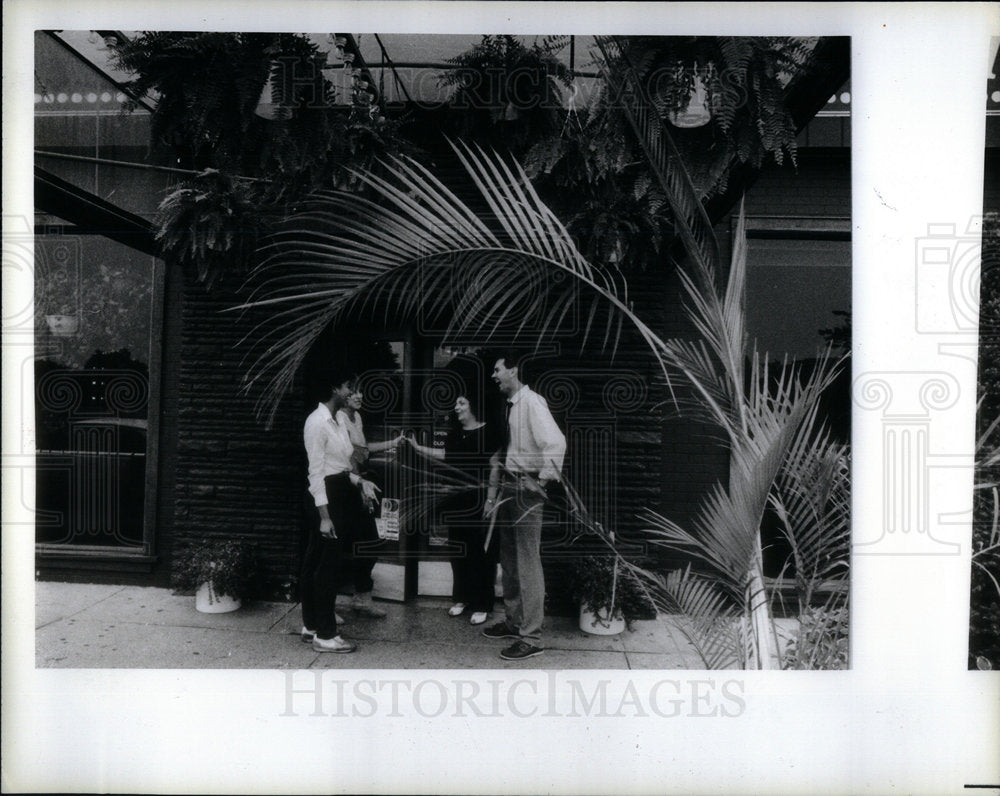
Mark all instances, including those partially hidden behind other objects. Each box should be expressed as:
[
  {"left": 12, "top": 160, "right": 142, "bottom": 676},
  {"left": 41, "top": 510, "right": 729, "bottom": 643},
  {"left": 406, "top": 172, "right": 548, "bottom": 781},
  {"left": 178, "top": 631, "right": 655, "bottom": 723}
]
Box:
[
  {"left": 635, "top": 180, "right": 842, "bottom": 667},
  {"left": 769, "top": 405, "right": 851, "bottom": 610},
  {"left": 640, "top": 349, "right": 840, "bottom": 594},
  {"left": 234, "top": 140, "right": 669, "bottom": 425},
  {"left": 660, "top": 206, "right": 753, "bottom": 436},
  {"left": 655, "top": 565, "right": 743, "bottom": 669}
]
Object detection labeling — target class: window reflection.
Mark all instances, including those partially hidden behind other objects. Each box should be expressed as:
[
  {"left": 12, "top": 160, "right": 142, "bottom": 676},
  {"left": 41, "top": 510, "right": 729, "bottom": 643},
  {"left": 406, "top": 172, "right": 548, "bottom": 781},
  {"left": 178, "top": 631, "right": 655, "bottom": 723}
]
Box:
[{"left": 35, "top": 234, "right": 156, "bottom": 550}]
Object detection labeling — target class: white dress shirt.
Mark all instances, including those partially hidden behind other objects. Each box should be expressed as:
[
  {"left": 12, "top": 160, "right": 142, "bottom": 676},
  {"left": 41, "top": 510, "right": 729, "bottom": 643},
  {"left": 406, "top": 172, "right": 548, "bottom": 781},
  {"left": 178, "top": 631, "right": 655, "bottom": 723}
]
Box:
[
  {"left": 503, "top": 385, "right": 566, "bottom": 482},
  {"left": 303, "top": 402, "right": 354, "bottom": 507}
]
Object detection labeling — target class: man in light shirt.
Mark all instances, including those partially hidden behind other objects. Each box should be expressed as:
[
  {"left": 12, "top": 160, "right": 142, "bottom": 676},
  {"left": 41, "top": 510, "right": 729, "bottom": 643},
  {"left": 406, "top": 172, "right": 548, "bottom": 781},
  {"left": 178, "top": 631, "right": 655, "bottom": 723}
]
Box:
[
  {"left": 482, "top": 352, "right": 566, "bottom": 661},
  {"left": 301, "top": 373, "right": 384, "bottom": 653}
]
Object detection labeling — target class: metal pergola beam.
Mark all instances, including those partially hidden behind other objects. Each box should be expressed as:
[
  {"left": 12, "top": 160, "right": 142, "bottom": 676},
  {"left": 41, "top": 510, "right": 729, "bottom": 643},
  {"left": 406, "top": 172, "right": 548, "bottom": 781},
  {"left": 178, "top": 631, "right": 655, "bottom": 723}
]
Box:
[
  {"left": 46, "top": 30, "right": 157, "bottom": 114},
  {"left": 35, "top": 165, "right": 158, "bottom": 256}
]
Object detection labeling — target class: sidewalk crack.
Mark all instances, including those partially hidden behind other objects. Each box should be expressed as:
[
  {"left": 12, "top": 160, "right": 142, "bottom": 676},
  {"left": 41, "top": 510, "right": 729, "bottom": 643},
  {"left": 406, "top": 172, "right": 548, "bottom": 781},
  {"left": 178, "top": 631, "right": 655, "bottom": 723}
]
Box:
[
  {"left": 266, "top": 602, "right": 299, "bottom": 632},
  {"left": 34, "top": 585, "right": 127, "bottom": 630}
]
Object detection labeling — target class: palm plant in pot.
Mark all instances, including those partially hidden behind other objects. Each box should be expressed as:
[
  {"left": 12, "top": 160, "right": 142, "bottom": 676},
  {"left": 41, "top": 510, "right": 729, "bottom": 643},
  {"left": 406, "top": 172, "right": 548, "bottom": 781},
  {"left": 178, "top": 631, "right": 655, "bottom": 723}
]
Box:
[{"left": 172, "top": 539, "right": 259, "bottom": 613}]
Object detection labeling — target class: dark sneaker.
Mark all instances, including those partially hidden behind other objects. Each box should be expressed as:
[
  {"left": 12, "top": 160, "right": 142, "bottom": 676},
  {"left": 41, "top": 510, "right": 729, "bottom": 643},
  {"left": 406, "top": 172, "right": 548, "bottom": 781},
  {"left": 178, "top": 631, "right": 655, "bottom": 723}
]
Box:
[
  {"left": 482, "top": 620, "right": 520, "bottom": 639},
  {"left": 500, "top": 640, "right": 544, "bottom": 661}
]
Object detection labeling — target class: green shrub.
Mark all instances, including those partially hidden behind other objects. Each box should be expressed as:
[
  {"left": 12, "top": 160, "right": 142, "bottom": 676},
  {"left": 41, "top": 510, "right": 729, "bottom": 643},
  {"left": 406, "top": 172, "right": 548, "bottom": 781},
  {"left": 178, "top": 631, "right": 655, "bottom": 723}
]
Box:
[
  {"left": 171, "top": 539, "right": 260, "bottom": 603},
  {"left": 782, "top": 606, "right": 849, "bottom": 670},
  {"left": 565, "top": 555, "right": 657, "bottom": 622}
]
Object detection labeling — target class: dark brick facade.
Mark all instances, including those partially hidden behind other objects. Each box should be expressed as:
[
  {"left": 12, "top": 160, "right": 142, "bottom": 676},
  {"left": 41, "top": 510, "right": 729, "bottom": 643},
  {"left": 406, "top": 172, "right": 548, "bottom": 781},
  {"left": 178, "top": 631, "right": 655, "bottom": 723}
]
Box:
[{"left": 169, "top": 271, "right": 306, "bottom": 597}]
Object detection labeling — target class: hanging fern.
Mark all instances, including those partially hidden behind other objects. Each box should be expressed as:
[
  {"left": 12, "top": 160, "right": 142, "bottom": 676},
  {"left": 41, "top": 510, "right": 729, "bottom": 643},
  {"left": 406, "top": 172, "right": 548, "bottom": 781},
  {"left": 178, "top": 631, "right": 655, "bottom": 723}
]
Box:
[
  {"left": 155, "top": 169, "right": 263, "bottom": 289},
  {"left": 111, "top": 32, "right": 407, "bottom": 288},
  {"left": 517, "top": 35, "right": 834, "bottom": 274},
  {"left": 439, "top": 35, "right": 573, "bottom": 156},
  {"left": 599, "top": 36, "right": 816, "bottom": 196}
]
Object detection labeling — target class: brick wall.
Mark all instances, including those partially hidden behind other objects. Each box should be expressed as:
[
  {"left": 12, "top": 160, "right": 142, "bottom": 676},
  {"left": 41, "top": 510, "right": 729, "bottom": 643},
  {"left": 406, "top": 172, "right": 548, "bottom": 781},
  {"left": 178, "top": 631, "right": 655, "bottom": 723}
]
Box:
[{"left": 170, "top": 269, "right": 306, "bottom": 597}]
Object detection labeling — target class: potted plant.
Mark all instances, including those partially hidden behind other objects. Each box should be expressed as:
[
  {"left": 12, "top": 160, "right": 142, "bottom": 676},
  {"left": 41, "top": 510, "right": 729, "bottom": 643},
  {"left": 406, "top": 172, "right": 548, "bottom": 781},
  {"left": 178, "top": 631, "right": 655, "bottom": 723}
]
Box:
[
  {"left": 172, "top": 539, "right": 259, "bottom": 613},
  {"left": 565, "top": 553, "right": 656, "bottom": 635}
]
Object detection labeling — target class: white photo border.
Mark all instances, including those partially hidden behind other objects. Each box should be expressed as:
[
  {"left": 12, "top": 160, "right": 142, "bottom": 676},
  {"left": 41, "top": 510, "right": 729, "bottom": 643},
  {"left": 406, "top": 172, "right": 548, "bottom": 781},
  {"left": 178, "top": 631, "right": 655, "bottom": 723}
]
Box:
[{"left": 4, "top": 2, "right": 1000, "bottom": 793}]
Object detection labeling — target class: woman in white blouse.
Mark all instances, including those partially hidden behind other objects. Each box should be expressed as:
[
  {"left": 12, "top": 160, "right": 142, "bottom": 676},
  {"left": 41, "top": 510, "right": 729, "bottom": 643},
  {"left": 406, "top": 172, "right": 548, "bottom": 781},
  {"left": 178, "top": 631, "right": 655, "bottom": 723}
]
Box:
[{"left": 337, "top": 388, "right": 402, "bottom": 476}]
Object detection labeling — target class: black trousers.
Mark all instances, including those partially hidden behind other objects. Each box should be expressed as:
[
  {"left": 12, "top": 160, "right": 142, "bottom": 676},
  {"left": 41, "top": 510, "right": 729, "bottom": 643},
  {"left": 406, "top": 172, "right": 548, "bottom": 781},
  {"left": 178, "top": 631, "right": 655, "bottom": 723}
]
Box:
[
  {"left": 449, "top": 523, "right": 499, "bottom": 612},
  {"left": 300, "top": 473, "right": 380, "bottom": 639},
  {"left": 446, "top": 491, "right": 499, "bottom": 613}
]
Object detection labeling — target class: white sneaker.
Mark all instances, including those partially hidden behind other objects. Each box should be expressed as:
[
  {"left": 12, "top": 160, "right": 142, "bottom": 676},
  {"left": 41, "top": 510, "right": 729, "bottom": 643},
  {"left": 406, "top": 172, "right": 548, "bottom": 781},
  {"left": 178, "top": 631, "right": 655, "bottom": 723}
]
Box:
[
  {"left": 469, "top": 612, "right": 488, "bottom": 626},
  {"left": 302, "top": 617, "right": 345, "bottom": 642},
  {"left": 448, "top": 602, "right": 467, "bottom": 617},
  {"left": 312, "top": 634, "right": 357, "bottom": 653}
]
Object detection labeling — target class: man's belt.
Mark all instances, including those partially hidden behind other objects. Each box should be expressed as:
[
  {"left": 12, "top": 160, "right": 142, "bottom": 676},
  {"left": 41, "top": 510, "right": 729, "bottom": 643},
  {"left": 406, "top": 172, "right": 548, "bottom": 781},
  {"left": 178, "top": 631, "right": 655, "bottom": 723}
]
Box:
[{"left": 501, "top": 470, "right": 541, "bottom": 483}]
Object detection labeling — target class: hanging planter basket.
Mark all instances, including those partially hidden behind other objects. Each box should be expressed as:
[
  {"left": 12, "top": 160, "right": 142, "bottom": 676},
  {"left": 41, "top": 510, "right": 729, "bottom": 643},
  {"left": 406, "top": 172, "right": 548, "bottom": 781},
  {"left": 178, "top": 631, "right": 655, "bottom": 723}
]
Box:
[
  {"left": 45, "top": 314, "right": 79, "bottom": 337},
  {"left": 663, "top": 61, "right": 715, "bottom": 129}
]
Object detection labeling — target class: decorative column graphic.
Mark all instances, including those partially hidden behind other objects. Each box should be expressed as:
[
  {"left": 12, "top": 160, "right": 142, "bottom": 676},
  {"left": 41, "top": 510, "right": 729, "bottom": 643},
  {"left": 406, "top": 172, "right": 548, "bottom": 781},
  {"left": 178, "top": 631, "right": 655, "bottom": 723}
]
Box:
[
  {"left": 854, "top": 371, "right": 966, "bottom": 555},
  {"left": 36, "top": 368, "right": 149, "bottom": 547}
]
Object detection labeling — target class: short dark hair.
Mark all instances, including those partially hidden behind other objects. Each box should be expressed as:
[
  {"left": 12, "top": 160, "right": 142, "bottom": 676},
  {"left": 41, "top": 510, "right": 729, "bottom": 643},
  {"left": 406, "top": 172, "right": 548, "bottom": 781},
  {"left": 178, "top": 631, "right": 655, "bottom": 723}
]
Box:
[
  {"left": 315, "top": 369, "right": 355, "bottom": 402},
  {"left": 493, "top": 349, "right": 528, "bottom": 382}
]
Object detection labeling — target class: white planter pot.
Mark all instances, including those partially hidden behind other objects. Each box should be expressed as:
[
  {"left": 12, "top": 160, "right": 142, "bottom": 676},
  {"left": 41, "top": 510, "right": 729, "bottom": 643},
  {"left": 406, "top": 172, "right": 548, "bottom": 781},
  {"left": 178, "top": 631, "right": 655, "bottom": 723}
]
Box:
[
  {"left": 578, "top": 604, "right": 626, "bottom": 635},
  {"left": 195, "top": 581, "right": 242, "bottom": 613}
]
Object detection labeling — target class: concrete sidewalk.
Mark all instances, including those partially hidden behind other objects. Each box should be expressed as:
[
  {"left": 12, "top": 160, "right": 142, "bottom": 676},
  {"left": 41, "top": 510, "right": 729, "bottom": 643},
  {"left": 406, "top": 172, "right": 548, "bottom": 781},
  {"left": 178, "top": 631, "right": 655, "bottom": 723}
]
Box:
[{"left": 35, "top": 580, "right": 705, "bottom": 669}]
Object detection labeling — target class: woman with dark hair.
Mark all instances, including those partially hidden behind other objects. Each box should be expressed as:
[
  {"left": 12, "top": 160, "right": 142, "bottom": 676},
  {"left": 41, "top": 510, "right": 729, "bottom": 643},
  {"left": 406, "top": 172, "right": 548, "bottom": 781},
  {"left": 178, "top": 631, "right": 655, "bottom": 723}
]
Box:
[{"left": 407, "top": 390, "right": 500, "bottom": 625}]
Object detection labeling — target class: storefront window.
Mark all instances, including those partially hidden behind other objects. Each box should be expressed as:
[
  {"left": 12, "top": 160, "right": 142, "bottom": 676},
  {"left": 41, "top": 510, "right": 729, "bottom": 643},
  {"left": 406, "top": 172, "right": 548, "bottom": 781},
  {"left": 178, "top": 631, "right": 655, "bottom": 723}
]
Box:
[
  {"left": 745, "top": 235, "right": 851, "bottom": 361},
  {"left": 34, "top": 232, "right": 161, "bottom": 553}
]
